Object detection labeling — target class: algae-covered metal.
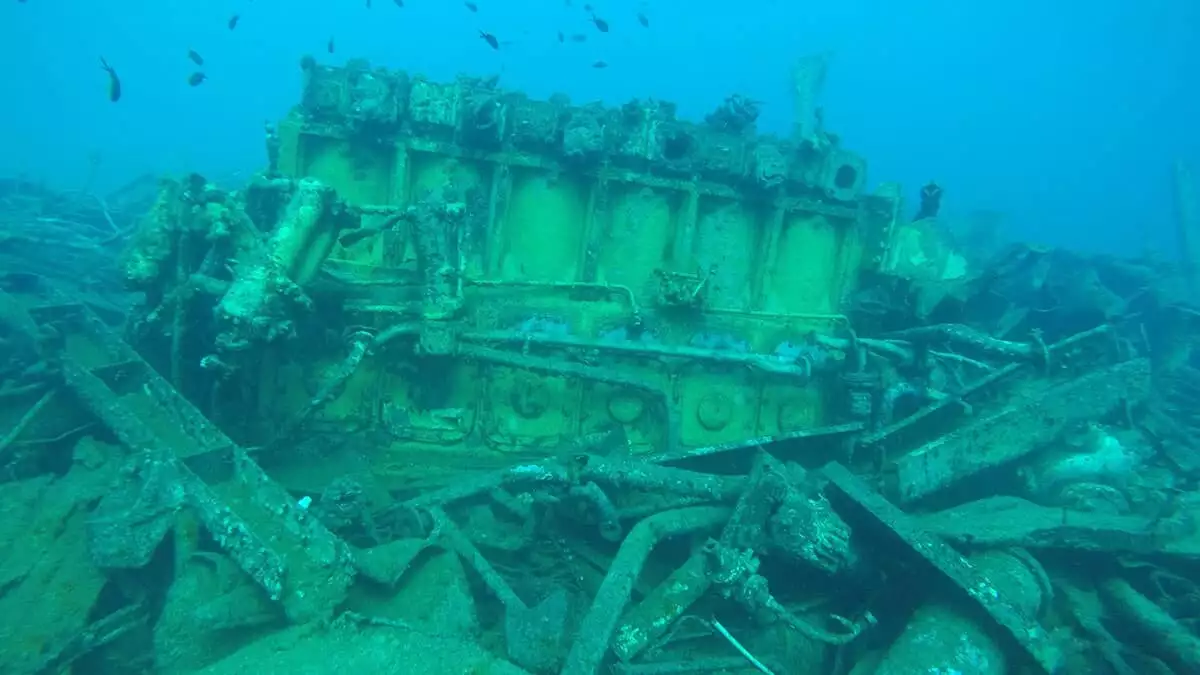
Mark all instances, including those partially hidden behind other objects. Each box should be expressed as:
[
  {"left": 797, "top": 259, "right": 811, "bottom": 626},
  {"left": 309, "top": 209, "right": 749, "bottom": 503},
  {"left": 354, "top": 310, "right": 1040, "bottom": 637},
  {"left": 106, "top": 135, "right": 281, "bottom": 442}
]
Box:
[
  {"left": 247, "top": 60, "right": 902, "bottom": 472},
  {"left": 5, "top": 56, "right": 1199, "bottom": 675}
]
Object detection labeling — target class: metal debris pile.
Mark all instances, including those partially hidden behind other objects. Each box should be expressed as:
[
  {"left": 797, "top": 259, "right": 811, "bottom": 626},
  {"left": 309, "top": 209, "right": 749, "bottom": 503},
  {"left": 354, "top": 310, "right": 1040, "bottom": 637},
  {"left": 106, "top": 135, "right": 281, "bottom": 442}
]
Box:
[
  {"left": 1, "top": 82, "right": 1199, "bottom": 675},
  {"left": 0, "top": 250, "right": 1198, "bottom": 674}
]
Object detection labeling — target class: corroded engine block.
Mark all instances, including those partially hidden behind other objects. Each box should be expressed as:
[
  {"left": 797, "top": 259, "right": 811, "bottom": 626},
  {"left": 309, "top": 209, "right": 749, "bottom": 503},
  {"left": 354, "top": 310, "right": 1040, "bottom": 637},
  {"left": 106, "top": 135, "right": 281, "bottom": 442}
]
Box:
[{"left": 125, "top": 59, "right": 905, "bottom": 487}]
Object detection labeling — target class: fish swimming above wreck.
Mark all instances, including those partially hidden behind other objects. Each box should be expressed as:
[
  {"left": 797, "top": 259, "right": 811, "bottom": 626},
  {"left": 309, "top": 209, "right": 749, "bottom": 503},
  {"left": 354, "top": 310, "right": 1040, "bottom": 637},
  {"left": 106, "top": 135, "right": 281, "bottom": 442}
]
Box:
[{"left": 0, "top": 55, "right": 1199, "bottom": 675}]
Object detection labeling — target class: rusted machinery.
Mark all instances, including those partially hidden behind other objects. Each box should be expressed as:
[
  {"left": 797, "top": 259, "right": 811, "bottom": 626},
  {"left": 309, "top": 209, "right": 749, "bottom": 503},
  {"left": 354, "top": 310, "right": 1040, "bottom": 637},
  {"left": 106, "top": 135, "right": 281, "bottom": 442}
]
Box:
[{"left": 1, "top": 59, "right": 1198, "bottom": 675}]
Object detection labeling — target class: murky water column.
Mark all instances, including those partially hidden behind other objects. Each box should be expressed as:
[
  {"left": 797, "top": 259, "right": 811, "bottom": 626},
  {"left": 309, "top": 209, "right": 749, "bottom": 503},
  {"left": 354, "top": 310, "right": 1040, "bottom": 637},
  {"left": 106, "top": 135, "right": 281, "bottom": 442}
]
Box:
[{"left": 1174, "top": 160, "right": 1199, "bottom": 301}]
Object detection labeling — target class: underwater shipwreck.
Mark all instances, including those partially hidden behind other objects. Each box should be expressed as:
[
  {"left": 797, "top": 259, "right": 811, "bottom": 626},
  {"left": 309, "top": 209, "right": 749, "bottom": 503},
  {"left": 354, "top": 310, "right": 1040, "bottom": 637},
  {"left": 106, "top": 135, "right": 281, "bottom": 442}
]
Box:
[{"left": 3, "top": 57, "right": 1200, "bottom": 675}]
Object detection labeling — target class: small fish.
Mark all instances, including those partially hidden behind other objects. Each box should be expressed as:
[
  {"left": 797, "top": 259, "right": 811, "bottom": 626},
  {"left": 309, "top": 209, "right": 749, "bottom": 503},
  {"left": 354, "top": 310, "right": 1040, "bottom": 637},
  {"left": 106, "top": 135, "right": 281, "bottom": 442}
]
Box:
[
  {"left": 327, "top": 37, "right": 335, "bottom": 53},
  {"left": 583, "top": 3, "right": 592, "bottom": 10},
  {"left": 227, "top": 14, "right": 239, "bottom": 30},
  {"left": 590, "top": 14, "right": 609, "bottom": 32},
  {"left": 557, "top": 30, "right": 564, "bottom": 43},
  {"left": 188, "top": 72, "right": 207, "bottom": 87},
  {"left": 366, "top": 0, "right": 372, "bottom": 7},
  {"left": 570, "top": 33, "right": 587, "bottom": 42},
  {"left": 99, "top": 57, "right": 120, "bottom": 102},
  {"left": 464, "top": 1, "right": 477, "bottom": 11},
  {"left": 637, "top": 12, "right": 648, "bottom": 28},
  {"left": 591, "top": 60, "right": 607, "bottom": 68},
  {"left": 187, "top": 49, "right": 204, "bottom": 66},
  {"left": 393, "top": 0, "right": 404, "bottom": 6},
  {"left": 479, "top": 30, "right": 499, "bottom": 50}
]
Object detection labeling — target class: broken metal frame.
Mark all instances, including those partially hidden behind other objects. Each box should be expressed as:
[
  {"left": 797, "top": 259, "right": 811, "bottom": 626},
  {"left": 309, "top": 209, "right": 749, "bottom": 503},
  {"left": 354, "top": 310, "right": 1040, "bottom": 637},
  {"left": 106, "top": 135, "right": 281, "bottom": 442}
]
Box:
[
  {"left": 0, "top": 294, "right": 1158, "bottom": 674},
  {"left": 380, "top": 443, "right": 879, "bottom": 673},
  {"left": 859, "top": 323, "right": 1112, "bottom": 457},
  {"left": 8, "top": 287, "right": 358, "bottom": 625},
  {"left": 886, "top": 357, "right": 1152, "bottom": 505},
  {"left": 821, "top": 462, "right": 1063, "bottom": 675}
]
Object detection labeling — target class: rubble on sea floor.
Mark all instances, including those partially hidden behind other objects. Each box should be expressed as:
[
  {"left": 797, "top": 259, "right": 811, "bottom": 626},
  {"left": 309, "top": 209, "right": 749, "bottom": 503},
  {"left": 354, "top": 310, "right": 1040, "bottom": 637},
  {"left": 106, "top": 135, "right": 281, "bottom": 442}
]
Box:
[{"left": 2, "top": 65, "right": 1200, "bottom": 675}]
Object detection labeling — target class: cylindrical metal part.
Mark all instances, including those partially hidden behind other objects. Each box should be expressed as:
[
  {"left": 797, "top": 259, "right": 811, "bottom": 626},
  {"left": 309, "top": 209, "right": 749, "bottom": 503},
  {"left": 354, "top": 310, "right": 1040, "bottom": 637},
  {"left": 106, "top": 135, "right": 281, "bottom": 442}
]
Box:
[
  {"left": 1100, "top": 577, "right": 1200, "bottom": 673},
  {"left": 562, "top": 506, "right": 731, "bottom": 675},
  {"left": 870, "top": 549, "right": 1046, "bottom": 675},
  {"left": 612, "top": 549, "right": 712, "bottom": 662}
]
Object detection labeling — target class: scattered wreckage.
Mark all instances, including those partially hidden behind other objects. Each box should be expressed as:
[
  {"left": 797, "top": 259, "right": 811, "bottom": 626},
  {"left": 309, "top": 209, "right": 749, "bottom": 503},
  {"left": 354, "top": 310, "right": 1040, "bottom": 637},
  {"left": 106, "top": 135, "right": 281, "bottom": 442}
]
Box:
[{"left": 1, "top": 58, "right": 1200, "bottom": 675}]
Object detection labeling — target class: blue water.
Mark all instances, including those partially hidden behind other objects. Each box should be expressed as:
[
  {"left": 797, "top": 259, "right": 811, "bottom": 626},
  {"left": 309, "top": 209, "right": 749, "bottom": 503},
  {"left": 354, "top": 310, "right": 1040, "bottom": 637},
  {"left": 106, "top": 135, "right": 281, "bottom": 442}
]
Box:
[{"left": 1, "top": 0, "right": 1197, "bottom": 250}]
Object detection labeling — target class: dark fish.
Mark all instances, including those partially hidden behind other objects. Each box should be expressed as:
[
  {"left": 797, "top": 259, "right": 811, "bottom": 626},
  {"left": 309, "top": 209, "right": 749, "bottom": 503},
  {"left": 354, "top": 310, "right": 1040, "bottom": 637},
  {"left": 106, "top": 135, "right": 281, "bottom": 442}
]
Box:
[
  {"left": 584, "top": 3, "right": 592, "bottom": 10},
  {"left": 591, "top": 60, "right": 607, "bottom": 68},
  {"left": 99, "top": 57, "right": 120, "bottom": 102},
  {"left": 557, "top": 31, "right": 564, "bottom": 43},
  {"left": 590, "top": 14, "right": 609, "bottom": 32},
  {"left": 228, "top": 14, "right": 239, "bottom": 30},
  {"left": 464, "top": 1, "right": 477, "bottom": 11},
  {"left": 366, "top": 0, "right": 372, "bottom": 7},
  {"left": 637, "top": 12, "right": 648, "bottom": 28},
  {"left": 479, "top": 30, "right": 499, "bottom": 50},
  {"left": 187, "top": 49, "right": 204, "bottom": 66},
  {"left": 188, "top": 72, "right": 207, "bottom": 87},
  {"left": 570, "top": 33, "right": 587, "bottom": 42},
  {"left": 327, "top": 38, "right": 335, "bottom": 53},
  {"left": 393, "top": 0, "right": 404, "bottom": 6}
]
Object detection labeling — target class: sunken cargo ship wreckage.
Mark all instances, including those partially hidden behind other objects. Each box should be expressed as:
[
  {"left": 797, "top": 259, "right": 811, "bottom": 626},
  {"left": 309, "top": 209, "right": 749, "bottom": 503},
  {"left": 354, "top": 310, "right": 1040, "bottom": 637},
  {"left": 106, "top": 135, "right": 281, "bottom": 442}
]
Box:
[{"left": 2, "top": 56, "right": 1200, "bottom": 675}]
